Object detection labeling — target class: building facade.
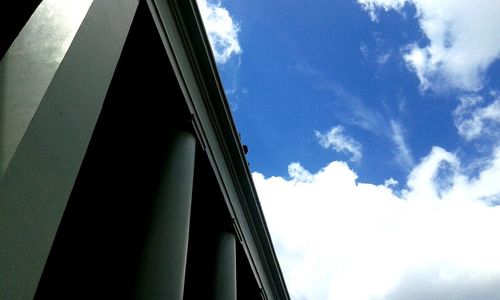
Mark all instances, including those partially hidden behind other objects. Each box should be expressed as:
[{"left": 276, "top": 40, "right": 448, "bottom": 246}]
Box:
[{"left": 0, "top": 1, "right": 289, "bottom": 299}]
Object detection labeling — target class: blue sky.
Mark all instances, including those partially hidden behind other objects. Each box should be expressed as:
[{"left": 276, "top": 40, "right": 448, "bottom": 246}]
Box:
[{"left": 198, "top": 0, "right": 500, "bottom": 299}]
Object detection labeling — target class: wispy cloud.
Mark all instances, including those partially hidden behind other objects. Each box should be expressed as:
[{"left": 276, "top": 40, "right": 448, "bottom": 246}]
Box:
[
  {"left": 294, "top": 62, "right": 418, "bottom": 171},
  {"left": 321, "top": 82, "right": 388, "bottom": 136},
  {"left": 376, "top": 50, "right": 392, "bottom": 65},
  {"left": 390, "top": 120, "right": 414, "bottom": 169},
  {"left": 454, "top": 93, "right": 500, "bottom": 141},
  {"left": 254, "top": 146, "right": 500, "bottom": 299},
  {"left": 293, "top": 62, "right": 386, "bottom": 135},
  {"left": 360, "top": 42, "right": 370, "bottom": 60},
  {"left": 197, "top": 0, "right": 241, "bottom": 64},
  {"left": 358, "top": 0, "right": 500, "bottom": 92},
  {"left": 359, "top": 33, "right": 394, "bottom": 71},
  {"left": 293, "top": 62, "right": 325, "bottom": 77},
  {"left": 315, "top": 126, "right": 363, "bottom": 162}
]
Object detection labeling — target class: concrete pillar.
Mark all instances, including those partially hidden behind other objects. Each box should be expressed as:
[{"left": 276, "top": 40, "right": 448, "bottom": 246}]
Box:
[
  {"left": 0, "top": 1, "right": 139, "bottom": 298},
  {"left": 0, "top": 0, "right": 94, "bottom": 176},
  {"left": 135, "top": 130, "right": 196, "bottom": 300},
  {"left": 213, "top": 231, "right": 237, "bottom": 300}
]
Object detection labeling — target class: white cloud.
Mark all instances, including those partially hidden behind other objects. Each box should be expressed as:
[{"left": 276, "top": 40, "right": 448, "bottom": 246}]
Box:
[
  {"left": 197, "top": 0, "right": 241, "bottom": 64},
  {"left": 315, "top": 126, "right": 363, "bottom": 162},
  {"left": 454, "top": 94, "right": 500, "bottom": 141},
  {"left": 288, "top": 162, "right": 314, "bottom": 183},
  {"left": 254, "top": 146, "right": 500, "bottom": 299},
  {"left": 358, "top": 0, "right": 500, "bottom": 92},
  {"left": 390, "top": 120, "right": 414, "bottom": 169},
  {"left": 384, "top": 177, "right": 399, "bottom": 188},
  {"left": 358, "top": 0, "right": 407, "bottom": 22}
]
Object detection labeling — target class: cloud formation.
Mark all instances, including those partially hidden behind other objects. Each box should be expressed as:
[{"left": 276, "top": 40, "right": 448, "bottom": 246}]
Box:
[
  {"left": 254, "top": 146, "right": 500, "bottom": 299},
  {"left": 315, "top": 126, "right": 363, "bottom": 162},
  {"left": 358, "top": 0, "right": 500, "bottom": 92},
  {"left": 295, "top": 64, "right": 415, "bottom": 171},
  {"left": 454, "top": 93, "right": 500, "bottom": 141},
  {"left": 321, "top": 81, "right": 388, "bottom": 136},
  {"left": 197, "top": 0, "right": 241, "bottom": 64},
  {"left": 390, "top": 120, "right": 414, "bottom": 169}
]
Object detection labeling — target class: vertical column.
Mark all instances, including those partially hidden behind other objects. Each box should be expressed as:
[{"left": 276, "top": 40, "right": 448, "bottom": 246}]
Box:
[
  {"left": 135, "top": 129, "right": 196, "bottom": 300},
  {"left": 0, "top": 1, "right": 139, "bottom": 298},
  {"left": 213, "top": 231, "right": 238, "bottom": 300},
  {"left": 0, "top": 0, "right": 94, "bottom": 176}
]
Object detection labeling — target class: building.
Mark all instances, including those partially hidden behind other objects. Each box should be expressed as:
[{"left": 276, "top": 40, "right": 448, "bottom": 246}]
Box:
[{"left": 0, "top": 1, "right": 290, "bottom": 299}]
